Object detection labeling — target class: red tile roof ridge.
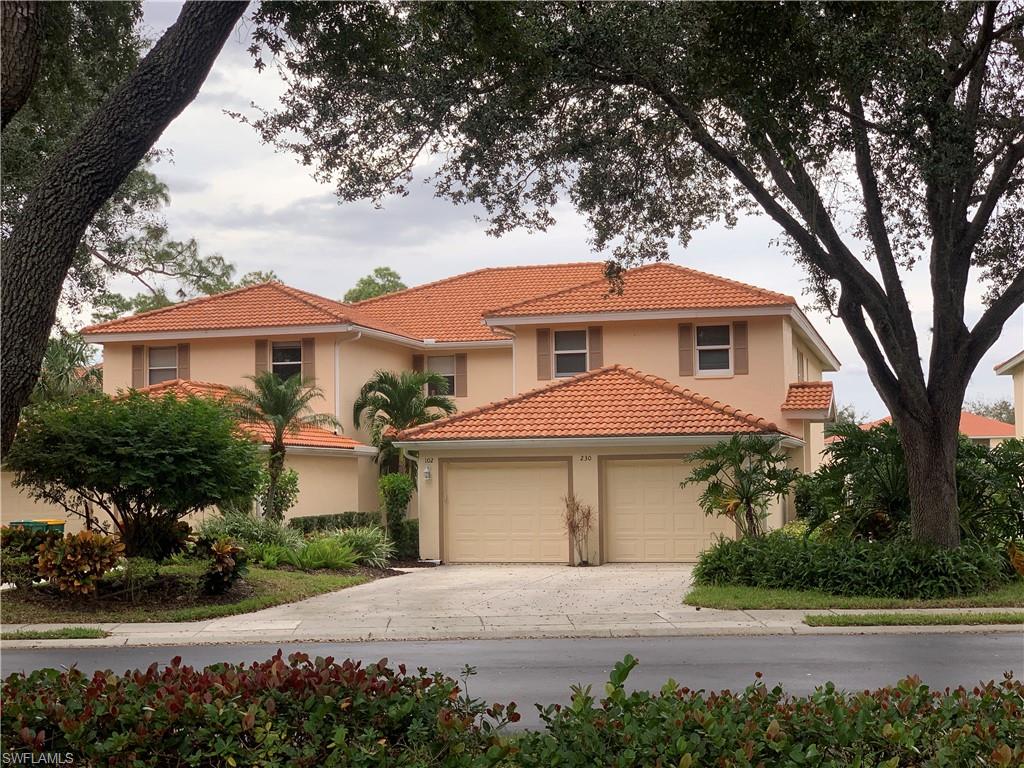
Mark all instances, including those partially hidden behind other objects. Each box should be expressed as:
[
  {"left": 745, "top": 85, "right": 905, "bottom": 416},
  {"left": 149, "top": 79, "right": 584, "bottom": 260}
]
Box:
[
  {"left": 82, "top": 281, "right": 284, "bottom": 333},
  {"left": 349, "top": 261, "right": 606, "bottom": 307},
  {"left": 398, "top": 363, "right": 784, "bottom": 439},
  {"left": 485, "top": 261, "right": 796, "bottom": 317}
]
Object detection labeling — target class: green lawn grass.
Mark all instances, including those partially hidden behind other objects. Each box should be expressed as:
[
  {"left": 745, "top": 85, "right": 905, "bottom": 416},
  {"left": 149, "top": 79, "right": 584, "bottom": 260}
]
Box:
[
  {"left": 804, "top": 611, "right": 1024, "bottom": 627},
  {"left": 684, "top": 579, "right": 1024, "bottom": 610},
  {"left": 0, "top": 564, "right": 369, "bottom": 625},
  {"left": 1, "top": 627, "right": 110, "bottom": 640}
]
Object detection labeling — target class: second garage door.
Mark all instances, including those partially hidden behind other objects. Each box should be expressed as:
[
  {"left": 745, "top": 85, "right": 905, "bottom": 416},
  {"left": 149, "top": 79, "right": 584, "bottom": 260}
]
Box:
[
  {"left": 444, "top": 460, "right": 569, "bottom": 563},
  {"left": 604, "top": 458, "right": 734, "bottom": 562}
]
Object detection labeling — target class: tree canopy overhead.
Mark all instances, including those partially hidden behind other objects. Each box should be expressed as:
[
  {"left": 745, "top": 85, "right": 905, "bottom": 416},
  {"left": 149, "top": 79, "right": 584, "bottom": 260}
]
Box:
[
  {"left": 245, "top": 1, "right": 1024, "bottom": 547},
  {"left": 344, "top": 266, "right": 406, "bottom": 303}
]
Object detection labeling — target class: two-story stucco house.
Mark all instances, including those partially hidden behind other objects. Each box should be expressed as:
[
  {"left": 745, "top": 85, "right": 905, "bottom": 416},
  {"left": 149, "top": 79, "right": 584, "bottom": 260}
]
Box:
[
  {"left": 5, "top": 261, "right": 839, "bottom": 563},
  {"left": 995, "top": 349, "right": 1024, "bottom": 438}
]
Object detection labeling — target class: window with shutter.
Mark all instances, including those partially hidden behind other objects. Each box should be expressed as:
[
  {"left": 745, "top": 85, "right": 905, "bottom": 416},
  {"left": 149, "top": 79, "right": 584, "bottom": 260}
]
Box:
[
  {"left": 271, "top": 341, "right": 302, "bottom": 381},
  {"left": 147, "top": 346, "right": 178, "bottom": 385},
  {"left": 695, "top": 325, "right": 731, "bottom": 375},
  {"left": 427, "top": 355, "right": 456, "bottom": 396},
  {"left": 553, "top": 329, "right": 588, "bottom": 376}
]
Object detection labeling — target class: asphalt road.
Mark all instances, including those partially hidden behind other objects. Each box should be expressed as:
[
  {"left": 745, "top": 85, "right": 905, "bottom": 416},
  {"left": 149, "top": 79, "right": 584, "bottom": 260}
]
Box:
[{"left": 3, "top": 634, "right": 1022, "bottom": 728}]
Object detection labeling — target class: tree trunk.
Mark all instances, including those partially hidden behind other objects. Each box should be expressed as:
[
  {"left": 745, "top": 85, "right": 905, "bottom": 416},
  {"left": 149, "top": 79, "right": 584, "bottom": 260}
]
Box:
[
  {"left": 1, "top": 1, "right": 43, "bottom": 129},
  {"left": 0, "top": 1, "right": 247, "bottom": 455}
]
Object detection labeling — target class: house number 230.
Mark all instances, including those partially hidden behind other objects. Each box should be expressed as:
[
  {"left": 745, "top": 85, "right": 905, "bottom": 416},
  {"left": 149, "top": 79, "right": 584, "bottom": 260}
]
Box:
[{"left": 578, "top": 455, "right": 593, "bottom": 462}]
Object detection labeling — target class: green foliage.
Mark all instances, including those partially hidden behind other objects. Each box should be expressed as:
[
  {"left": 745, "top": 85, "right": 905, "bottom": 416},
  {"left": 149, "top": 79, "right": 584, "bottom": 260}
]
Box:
[
  {"left": 36, "top": 531, "right": 123, "bottom": 595},
  {"left": 393, "top": 519, "right": 420, "bottom": 561},
  {"left": 113, "top": 557, "right": 159, "bottom": 603},
  {"left": 693, "top": 532, "right": 1013, "bottom": 600},
  {"left": 4, "top": 654, "right": 1021, "bottom": 767},
  {"left": 965, "top": 397, "right": 1015, "bottom": 426},
  {"left": 30, "top": 333, "right": 101, "bottom": 405},
  {"left": 0, "top": 527, "right": 60, "bottom": 588},
  {"left": 353, "top": 370, "right": 456, "bottom": 473},
  {"left": 255, "top": 465, "right": 300, "bottom": 519},
  {"left": 343, "top": 266, "right": 406, "bottom": 302},
  {"left": 197, "top": 512, "right": 304, "bottom": 550},
  {"left": 320, "top": 526, "right": 395, "bottom": 569},
  {"left": 288, "top": 511, "right": 381, "bottom": 535},
  {"left": 5, "top": 393, "right": 261, "bottom": 559},
  {"left": 799, "top": 425, "right": 1024, "bottom": 544},
  {"left": 278, "top": 539, "right": 358, "bottom": 571},
  {"left": 199, "top": 538, "right": 247, "bottom": 595},
  {"left": 682, "top": 436, "right": 799, "bottom": 538},
  {"left": 232, "top": 372, "right": 340, "bottom": 522},
  {"left": 380, "top": 472, "right": 415, "bottom": 545}
]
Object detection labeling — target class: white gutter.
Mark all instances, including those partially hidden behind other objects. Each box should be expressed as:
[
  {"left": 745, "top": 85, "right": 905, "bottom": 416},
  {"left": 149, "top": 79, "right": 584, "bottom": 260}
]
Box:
[
  {"left": 995, "top": 349, "right": 1024, "bottom": 375},
  {"left": 394, "top": 434, "right": 804, "bottom": 450},
  {"left": 258, "top": 444, "right": 378, "bottom": 457}
]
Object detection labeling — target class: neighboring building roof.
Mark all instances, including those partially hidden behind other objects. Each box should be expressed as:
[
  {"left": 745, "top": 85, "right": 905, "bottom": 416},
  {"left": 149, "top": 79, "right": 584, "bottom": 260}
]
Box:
[
  {"left": 81, "top": 282, "right": 416, "bottom": 340},
  {"left": 133, "top": 379, "right": 368, "bottom": 450},
  {"left": 485, "top": 262, "right": 796, "bottom": 319},
  {"left": 781, "top": 381, "right": 834, "bottom": 412},
  {"left": 855, "top": 411, "right": 1015, "bottom": 440},
  {"left": 352, "top": 262, "right": 606, "bottom": 342},
  {"left": 995, "top": 349, "right": 1024, "bottom": 375},
  {"left": 397, "top": 364, "right": 786, "bottom": 442}
]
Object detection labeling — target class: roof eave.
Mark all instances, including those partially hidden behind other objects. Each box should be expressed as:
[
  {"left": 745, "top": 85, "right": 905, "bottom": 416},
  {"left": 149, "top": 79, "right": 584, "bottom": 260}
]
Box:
[
  {"left": 394, "top": 433, "right": 803, "bottom": 450},
  {"left": 994, "top": 349, "right": 1024, "bottom": 375}
]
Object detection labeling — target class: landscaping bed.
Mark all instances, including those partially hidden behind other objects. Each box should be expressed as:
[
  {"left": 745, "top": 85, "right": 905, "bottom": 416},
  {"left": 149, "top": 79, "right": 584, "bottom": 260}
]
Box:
[
  {"left": 2, "top": 653, "right": 1020, "bottom": 766},
  {"left": 0, "top": 563, "right": 381, "bottom": 624}
]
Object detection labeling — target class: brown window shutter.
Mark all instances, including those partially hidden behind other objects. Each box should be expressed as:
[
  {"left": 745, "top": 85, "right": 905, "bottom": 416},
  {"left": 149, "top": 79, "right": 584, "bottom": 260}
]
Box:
[
  {"left": 411, "top": 353, "right": 424, "bottom": 372},
  {"left": 587, "top": 326, "right": 603, "bottom": 369},
  {"left": 176, "top": 343, "right": 191, "bottom": 380},
  {"left": 131, "top": 345, "right": 145, "bottom": 388},
  {"left": 733, "top": 322, "right": 749, "bottom": 375},
  {"left": 255, "top": 340, "right": 268, "bottom": 375},
  {"left": 454, "top": 353, "right": 468, "bottom": 397},
  {"left": 301, "top": 337, "right": 316, "bottom": 383},
  {"left": 678, "top": 324, "right": 694, "bottom": 376},
  {"left": 536, "top": 328, "right": 552, "bottom": 380}
]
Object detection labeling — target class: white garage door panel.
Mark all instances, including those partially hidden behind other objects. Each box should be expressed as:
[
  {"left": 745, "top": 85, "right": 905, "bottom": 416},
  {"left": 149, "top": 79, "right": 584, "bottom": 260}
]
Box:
[
  {"left": 445, "top": 461, "right": 568, "bottom": 563},
  {"left": 605, "top": 459, "right": 734, "bottom": 562}
]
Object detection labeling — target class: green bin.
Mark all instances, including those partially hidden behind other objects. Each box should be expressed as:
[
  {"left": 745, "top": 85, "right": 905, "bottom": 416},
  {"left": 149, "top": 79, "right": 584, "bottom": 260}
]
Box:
[{"left": 9, "top": 520, "right": 48, "bottom": 531}]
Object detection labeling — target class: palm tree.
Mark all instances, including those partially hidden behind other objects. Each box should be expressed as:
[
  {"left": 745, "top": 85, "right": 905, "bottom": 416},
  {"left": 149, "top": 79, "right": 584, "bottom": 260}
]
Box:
[
  {"left": 353, "top": 370, "right": 456, "bottom": 474},
  {"left": 31, "top": 333, "right": 102, "bottom": 404},
  {"left": 231, "top": 372, "right": 341, "bottom": 521}
]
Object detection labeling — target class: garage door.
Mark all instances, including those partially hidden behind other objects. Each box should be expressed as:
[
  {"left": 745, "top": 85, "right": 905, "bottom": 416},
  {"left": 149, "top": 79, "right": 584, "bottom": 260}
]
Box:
[
  {"left": 604, "top": 459, "right": 734, "bottom": 562},
  {"left": 444, "top": 461, "right": 568, "bottom": 563}
]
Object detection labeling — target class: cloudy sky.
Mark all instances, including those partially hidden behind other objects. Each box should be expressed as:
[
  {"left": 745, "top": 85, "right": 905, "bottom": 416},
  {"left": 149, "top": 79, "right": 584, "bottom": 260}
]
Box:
[{"left": 134, "top": 3, "right": 1022, "bottom": 418}]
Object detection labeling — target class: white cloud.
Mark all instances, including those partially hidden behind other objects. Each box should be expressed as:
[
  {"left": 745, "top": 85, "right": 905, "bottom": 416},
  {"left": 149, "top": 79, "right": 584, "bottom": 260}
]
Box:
[{"left": 132, "top": 2, "right": 1023, "bottom": 418}]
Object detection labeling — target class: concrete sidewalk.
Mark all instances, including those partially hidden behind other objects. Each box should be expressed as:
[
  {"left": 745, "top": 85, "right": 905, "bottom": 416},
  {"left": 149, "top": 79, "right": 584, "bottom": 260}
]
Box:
[{"left": 2, "top": 565, "right": 1020, "bottom": 648}]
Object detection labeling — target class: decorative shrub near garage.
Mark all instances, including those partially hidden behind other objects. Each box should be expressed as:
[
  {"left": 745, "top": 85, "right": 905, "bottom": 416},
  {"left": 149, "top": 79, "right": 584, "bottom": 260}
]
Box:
[
  {"left": 694, "top": 531, "right": 1013, "bottom": 599},
  {"left": 288, "top": 511, "right": 380, "bottom": 534},
  {"left": 3, "top": 653, "right": 1021, "bottom": 767}
]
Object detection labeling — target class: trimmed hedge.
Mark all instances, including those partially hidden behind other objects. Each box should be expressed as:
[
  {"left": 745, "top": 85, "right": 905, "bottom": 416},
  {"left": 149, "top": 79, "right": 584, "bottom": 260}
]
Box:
[
  {"left": 693, "top": 532, "right": 1013, "bottom": 599},
  {"left": 394, "top": 518, "right": 419, "bottom": 560},
  {"left": 3, "top": 654, "right": 1021, "bottom": 767},
  {"left": 288, "top": 511, "right": 380, "bottom": 534}
]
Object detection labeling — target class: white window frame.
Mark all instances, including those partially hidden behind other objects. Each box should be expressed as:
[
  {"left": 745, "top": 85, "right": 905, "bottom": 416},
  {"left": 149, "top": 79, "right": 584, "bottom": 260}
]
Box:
[
  {"left": 553, "top": 328, "right": 589, "bottom": 378},
  {"left": 796, "top": 349, "right": 807, "bottom": 382},
  {"left": 147, "top": 346, "right": 178, "bottom": 385},
  {"left": 695, "top": 324, "right": 732, "bottom": 377},
  {"left": 426, "top": 355, "right": 456, "bottom": 396},
  {"left": 271, "top": 340, "right": 303, "bottom": 381}
]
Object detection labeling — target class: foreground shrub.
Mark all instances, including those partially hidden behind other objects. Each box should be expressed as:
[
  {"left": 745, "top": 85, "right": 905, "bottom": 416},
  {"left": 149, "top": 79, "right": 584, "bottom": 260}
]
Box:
[
  {"left": 279, "top": 538, "right": 358, "bottom": 570},
  {"left": 0, "top": 526, "right": 59, "bottom": 588},
  {"left": 289, "top": 511, "right": 380, "bottom": 534},
  {"left": 36, "top": 531, "right": 123, "bottom": 595},
  {"left": 394, "top": 518, "right": 419, "bottom": 560},
  {"left": 380, "top": 472, "right": 415, "bottom": 545},
  {"left": 694, "top": 532, "right": 1012, "bottom": 599},
  {"left": 321, "top": 526, "right": 395, "bottom": 568},
  {"left": 198, "top": 511, "right": 304, "bottom": 550},
  {"left": 5, "top": 393, "right": 261, "bottom": 559},
  {"left": 1, "top": 652, "right": 518, "bottom": 767},
  {"left": 3, "top": 654, "right": 1021, "bottom": 768}
]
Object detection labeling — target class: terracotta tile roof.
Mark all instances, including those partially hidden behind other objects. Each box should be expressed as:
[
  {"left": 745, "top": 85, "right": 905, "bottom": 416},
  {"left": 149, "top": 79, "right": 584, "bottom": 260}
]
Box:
[
  {"left": 81, "top": 282, "right": 417, "bottom": 340},
  {"left": 397, "top": 364, "right": 785, "bottom": 442},
  {"left": 485, "top": 262, "right": 796, "bottom": 319},
  {"left": 351, "top": 262, "right": 606, "bottom": 341},
  {"left": 132, "top": 379, "right": 368, "bottom": 450},
  {"left": 781, "top": 381, "right": 834, "bottom": 411},
  {"left": 854, "top": 411, "right": 1015, "bottom": 439}
]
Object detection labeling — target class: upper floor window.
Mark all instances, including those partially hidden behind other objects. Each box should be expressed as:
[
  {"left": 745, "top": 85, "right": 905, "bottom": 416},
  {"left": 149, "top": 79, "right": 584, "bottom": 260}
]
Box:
[
  {"left": 148, "top": 346, "right": 178, "bottom": 385},
  {"left": 272, "top": 341, "right": 302, "bottom": 381},
  {"left": 427, "top": 355, "right": 455, "bottom": 396},
  {"left": 554, "top": 329, "right": 588, "bottom": 377},
  {"left": 796, "top": 349, "right": 807, "bottom": 382},
  {"left": 696, "top": 325, "right": 731, "bottom": 375}
]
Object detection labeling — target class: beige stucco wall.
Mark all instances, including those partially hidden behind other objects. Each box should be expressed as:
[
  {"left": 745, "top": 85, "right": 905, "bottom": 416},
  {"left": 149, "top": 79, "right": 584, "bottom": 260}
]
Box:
[
  {"left": 1014, "top": 368, "right": 1024, "bottom": 438},
  {"left": 414, "top": 443, "right": 793, "bottom": 564},
  {"left": 284, "top": 452, "right": 368, "bottom": 519},
  {"left": 1, "top": 472, "right": 85, "bottom": 532}
]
